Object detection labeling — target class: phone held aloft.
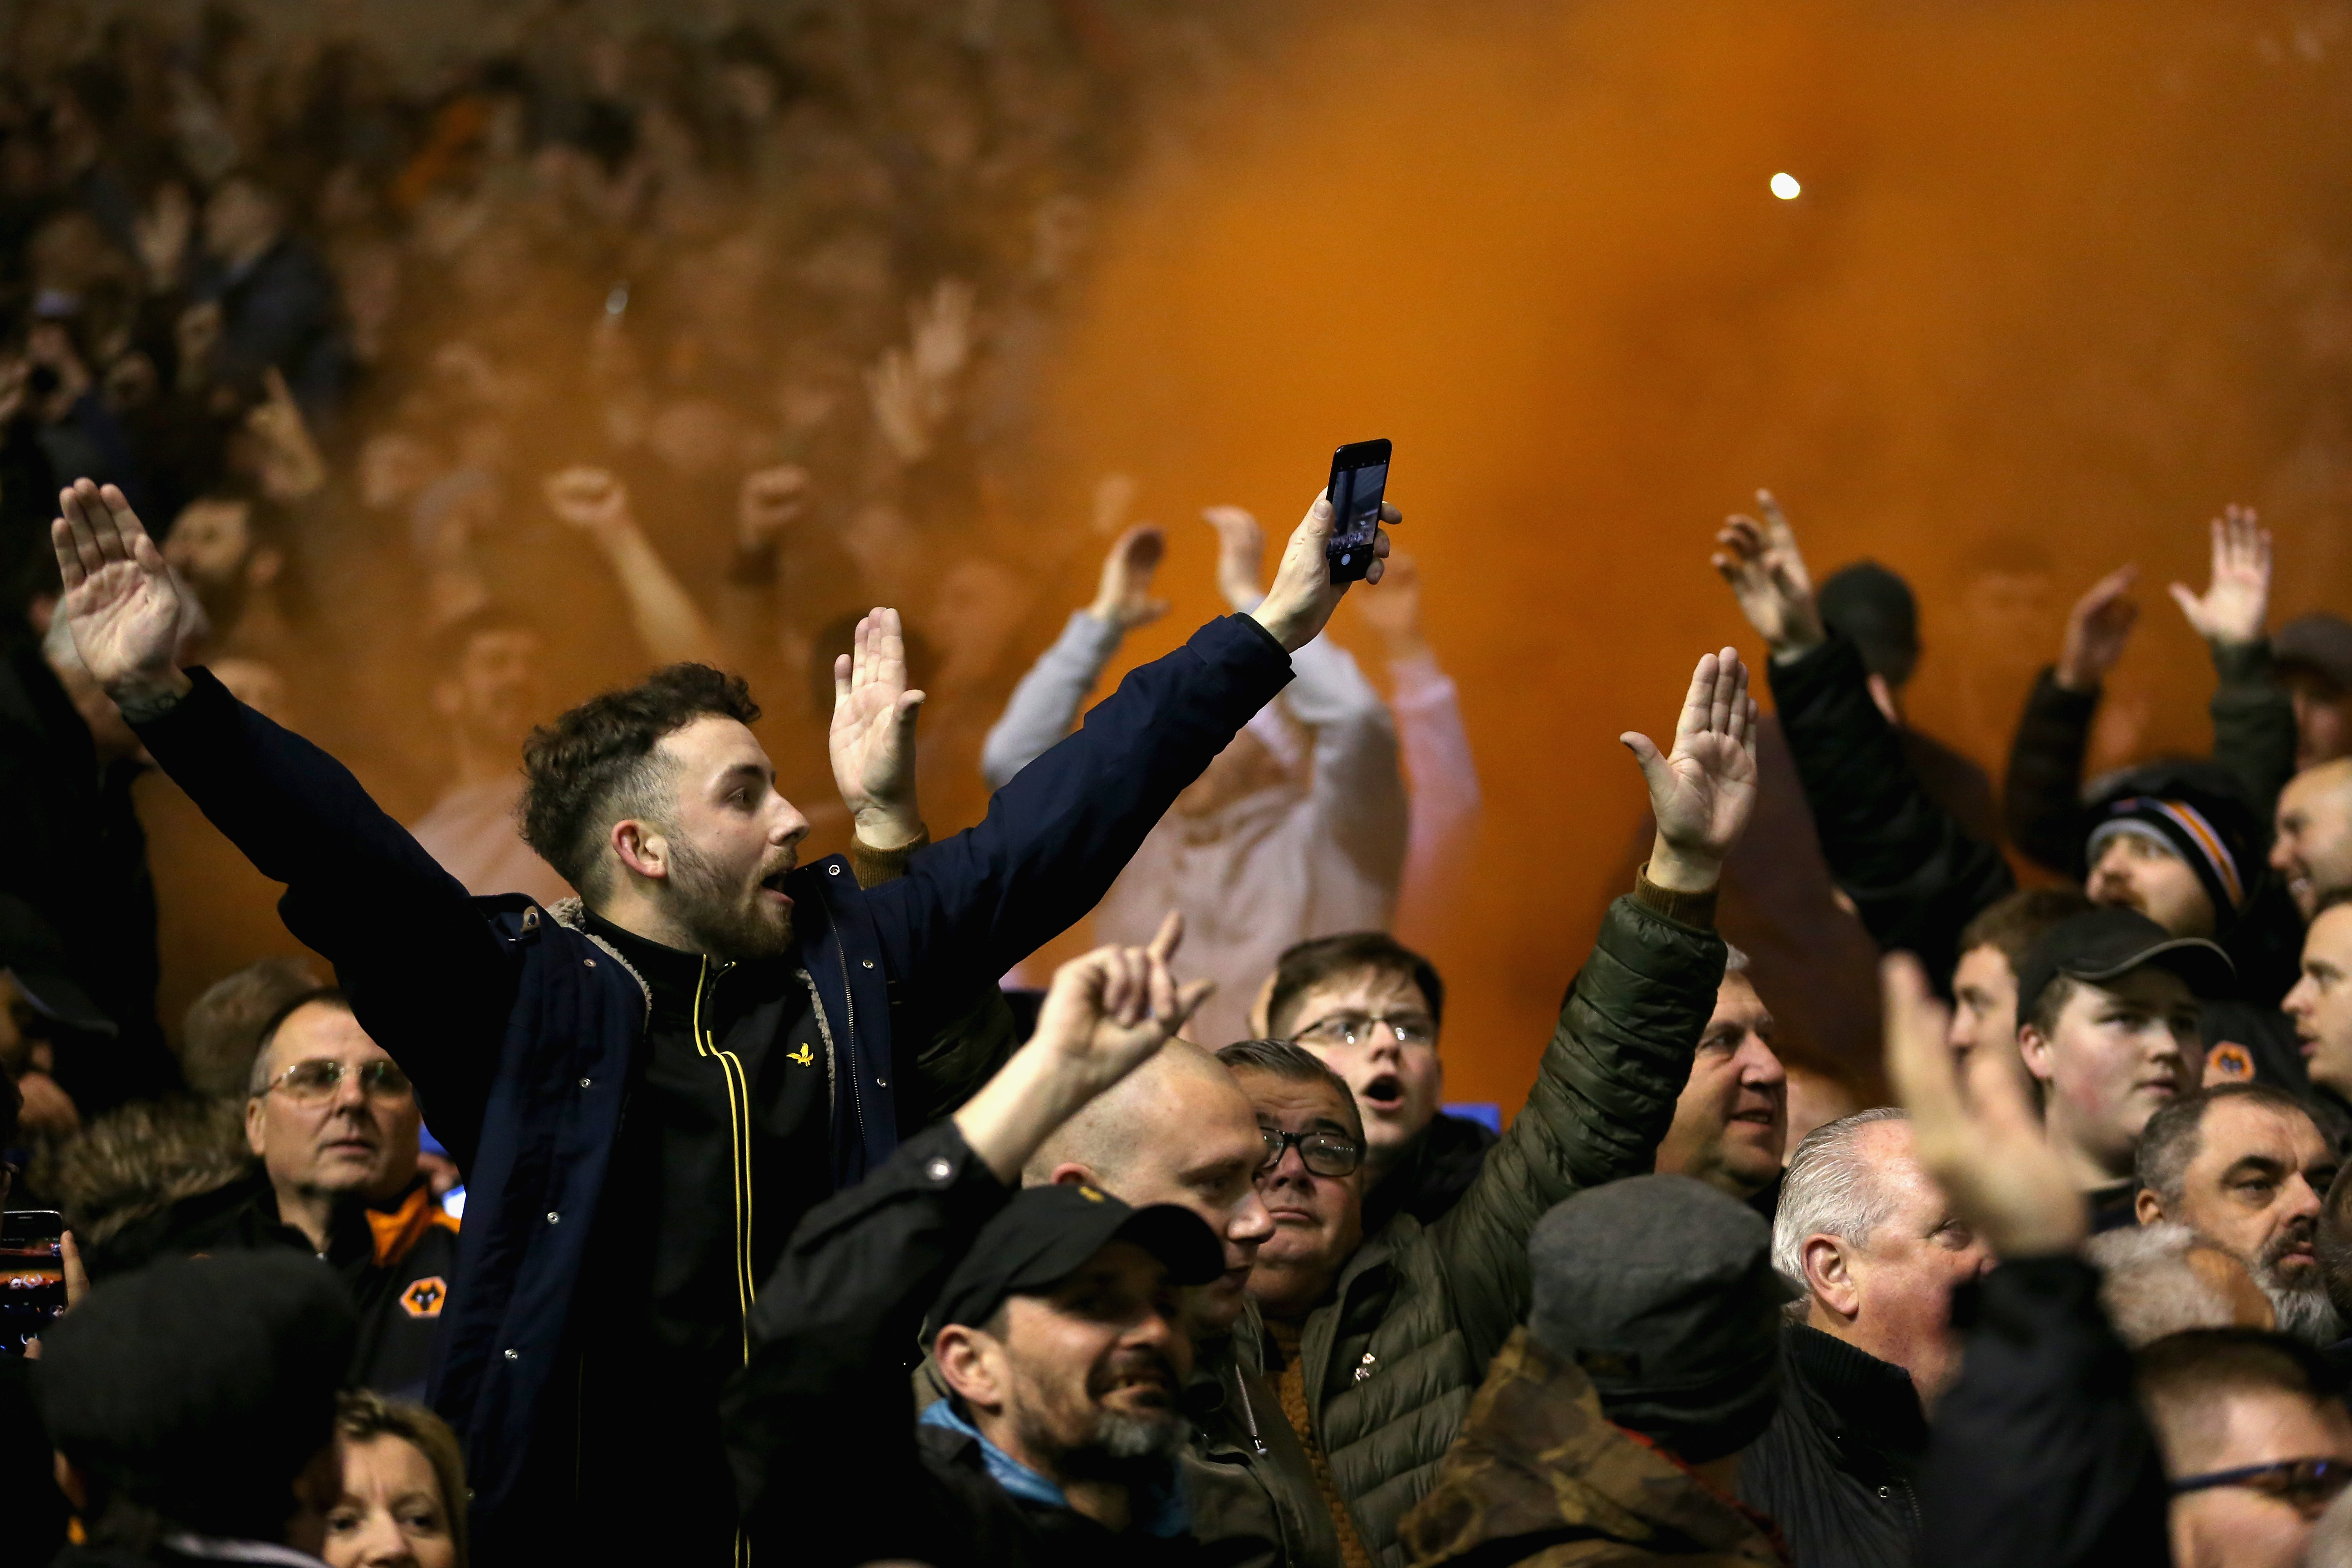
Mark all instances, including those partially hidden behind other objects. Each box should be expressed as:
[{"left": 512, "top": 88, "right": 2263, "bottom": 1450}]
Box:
[
  {"left": 1325, "top": 439, "right": 1391, "bottom": 586},
  {"left": 0, "top": 1209, "right": 64, "bottom": 1355}
]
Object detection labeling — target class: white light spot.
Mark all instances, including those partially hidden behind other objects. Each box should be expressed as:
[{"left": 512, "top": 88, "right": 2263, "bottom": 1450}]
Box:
[{"left": 1770, "top": 172, "right": 1802, "bottom": 201}]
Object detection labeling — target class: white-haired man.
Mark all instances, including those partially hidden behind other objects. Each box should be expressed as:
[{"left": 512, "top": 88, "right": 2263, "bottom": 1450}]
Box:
[{"left": 1739, "top": 1107, "right": 1992, "bottom": 1568}]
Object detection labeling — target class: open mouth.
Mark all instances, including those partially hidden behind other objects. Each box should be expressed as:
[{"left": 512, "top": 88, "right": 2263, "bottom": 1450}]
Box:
[
  {"left": 1361, "top": 1073, "right": 1404, "bottom": 1112},
  {"left": 760, "top": 866, "right": 794, "bottom": 905}
]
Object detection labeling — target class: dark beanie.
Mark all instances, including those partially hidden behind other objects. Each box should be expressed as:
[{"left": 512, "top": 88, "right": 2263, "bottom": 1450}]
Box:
[
  {"left": 1818, "top": 560, "right": 1920, "bottom": 688},
  {"left": 34, "top": 1252, "right": 356, "bottom": 1540},
  {"left": 1528, "top": 1175, "right": 1793, "bottom": 1464}
]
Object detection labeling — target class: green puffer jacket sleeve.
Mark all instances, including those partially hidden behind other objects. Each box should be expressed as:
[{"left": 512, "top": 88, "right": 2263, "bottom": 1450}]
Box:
[{"left": 1433, "top": 887, "right": 1728, "bottom": 1372}]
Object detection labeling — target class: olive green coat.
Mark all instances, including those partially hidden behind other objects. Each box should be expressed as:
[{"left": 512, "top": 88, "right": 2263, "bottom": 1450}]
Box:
[{"left": 1243, "top": 890, "right": 1726, "bottom": 1567}]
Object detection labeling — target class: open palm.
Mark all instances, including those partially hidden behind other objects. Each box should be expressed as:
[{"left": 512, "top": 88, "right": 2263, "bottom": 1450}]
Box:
[
  {"left": 828, "top": 607, "right": 925, "bottom": 825},
  {"left": 2170, "top": 505, "right": 2269, "bottom": 647},
  {"left": 1622, "top": 648, "right": 1760, "bottom": 867},
  {"left": 51, "top": 480, "right": 185, "bottom": 691}
]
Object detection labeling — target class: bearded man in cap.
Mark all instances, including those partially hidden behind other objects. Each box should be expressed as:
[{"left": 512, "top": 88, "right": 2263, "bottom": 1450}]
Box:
[
  {"left": 725, "top": 917, "right": 1246, "bottom": 1567},
  {"left": 1397, "top": 1175, "right": 1793, "bottom": 1567}
]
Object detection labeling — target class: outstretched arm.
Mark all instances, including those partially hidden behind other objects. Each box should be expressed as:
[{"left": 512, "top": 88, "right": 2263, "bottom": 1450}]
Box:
[
  {"left": 1439, "top": 648, "right": 1756, "bottom": 1363},
  {"left": 2175, "top": 506, "right": 2298, "bottom": 819},
  {"left": 1716, "top": 490, "right": 2014, "bottom": 978},
  {"left": 2005, "top": 565, "right": 2137, "bottom": 872},
  {"left": 544, "top": 468, "right": 727, "bottom": 668},
  {"left": 869, "top": 488, "right": 1395, "bottom": 997},
  {"left": 1360, "top": 558, "right": 1484, "bottom": 915},
  {"left": 51, "top": 479, "right": 515, "bottom": 1160},
  {"left": 978, "top": 523, "right": 1165, "bottom": 790}
]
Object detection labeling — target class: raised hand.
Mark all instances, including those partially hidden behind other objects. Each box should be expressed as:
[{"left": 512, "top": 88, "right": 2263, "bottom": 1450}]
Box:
[
  {"left": 1086, "top": 524, "right": 1169, "bottom": 631},
  {"left": 1621, "top": 647, "right": 1761, "bottom": 893},
  {"left": 1883, "top": 953, "right": 2086, "bottom": 1257},
  {"left": 244, "top": 367, "right": 326, "bottom": 501},
  {"left": 2169, "top": 504, "right": 2270, "bottom": 649},
  {"left": 1249, "top": 490, "right": 1397, "bottom": 653},
  {"left": 829, "top": 607, "right": 926, "bottom": 849},
  {"left": 1030, "top": 913, "right": 1216, "bottom": 1096},
  {"left": 544, "top": 466, "right": 635, "bottom": 544},
  {"left": 50, "top": 479, "right": 192, "bottom": 715},
  {"left": 1351, "top": 552, "right": 1426, "bottom": 655},
  {"left": 2055, "top": 564, "right": 2139, "bottom": 693},
  {"left": 736, "top": 465, "right": 809, "bottom": 549},
  {"left": 954, "top": 911, "right": 1214, "bottom": 1182},
  {"left": 1711, "top": 489, "right": 1825, "bottom": 661},
  {"left": 1201, "top": 505, "right": 1267, "bottom": 612}
]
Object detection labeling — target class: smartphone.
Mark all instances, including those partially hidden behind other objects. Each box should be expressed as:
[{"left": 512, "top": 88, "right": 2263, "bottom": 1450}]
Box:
[
  {"left": 0, "top": 1210, "right": 64, "bottom": 1355},
  {"left": 1325, "top": 439, "right": 1392, "bottom": 585}
]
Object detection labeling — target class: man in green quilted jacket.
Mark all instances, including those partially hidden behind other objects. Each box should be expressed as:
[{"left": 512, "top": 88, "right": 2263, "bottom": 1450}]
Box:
[{"left": 1224, "top": 647, "right": 1760, "bottom": 1567}]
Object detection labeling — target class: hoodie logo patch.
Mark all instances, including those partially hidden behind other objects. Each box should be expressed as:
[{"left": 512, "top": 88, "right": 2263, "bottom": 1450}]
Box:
[
  {"left": 401, "top": 1277, "right": 449, "bottom": 1318},
  {"left": 2205, "top": 1042, "right": 2255, "bottom": 1084},
  {"left": 787, "top": 1044, "right": 815, "bottom": 1067}
]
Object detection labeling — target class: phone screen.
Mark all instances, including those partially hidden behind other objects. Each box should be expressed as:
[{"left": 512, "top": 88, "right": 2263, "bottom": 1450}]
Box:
[
  {"left": 0, "top": 1210, "right": 64, "bottom": 1355},
  {"left": 1325, "top": 440, "right": 1392, "bottom": 584}
]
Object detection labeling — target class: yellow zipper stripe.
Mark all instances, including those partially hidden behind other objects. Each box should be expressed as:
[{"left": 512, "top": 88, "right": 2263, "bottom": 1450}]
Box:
[{"left": 693, "top": 959, "right": 757, "bottom": 1363}]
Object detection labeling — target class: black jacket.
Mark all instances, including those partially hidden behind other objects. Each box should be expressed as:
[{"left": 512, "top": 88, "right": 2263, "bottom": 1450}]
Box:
[
  {"left": 1362, "top": 1110, "right": 1498, "bottom": 1235},
  {"left": 723, "top": 1119, "right": 1263, "bottom": 1568},
  {"left": 1739, "top": 1326, "right": 1927, "bottom": 1568},
  {"left": 1768, "top": 638, "right": 2014, "bottom": 990},
  {"left": 1916, "top": 1258, "right": 2168, "bottom": 1568},
  {"left": 127, "top": 614, "right": 1293, "bottom": 1543}
]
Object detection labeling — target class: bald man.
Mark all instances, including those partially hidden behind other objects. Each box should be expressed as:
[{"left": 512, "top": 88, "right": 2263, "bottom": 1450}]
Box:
[{"left": 2276, "top": 759, "right": 2352, "bottom": 922}]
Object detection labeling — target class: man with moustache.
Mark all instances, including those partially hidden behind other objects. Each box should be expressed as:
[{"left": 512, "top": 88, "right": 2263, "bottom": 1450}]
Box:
[
  {"left": 49, "top": 475, "right": 1390, "bottom": 1563},
  {"left": 725, "top": 927, "right": 1240, "bottom": 1565},
  {"left": 2135, "top": 1084, "right": 2342, "bottom": 1343},
  {"left": 2014, "top": 908, "right": 2232, "bottom": 1230}
]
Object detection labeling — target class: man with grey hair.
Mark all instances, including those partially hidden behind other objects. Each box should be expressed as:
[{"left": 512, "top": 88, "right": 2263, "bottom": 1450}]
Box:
[
  {"left": 2134, "top": 1083, "right": 2342, "bottom": 1343},
  {"left": 1739, "top": 1107, "right": 1992, "bottom": 1568}
]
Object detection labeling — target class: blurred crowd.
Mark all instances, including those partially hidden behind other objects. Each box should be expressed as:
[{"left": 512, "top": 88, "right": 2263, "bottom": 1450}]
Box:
[{"left": 17, "top": 6, "right": 2352, "bottom": 1568}]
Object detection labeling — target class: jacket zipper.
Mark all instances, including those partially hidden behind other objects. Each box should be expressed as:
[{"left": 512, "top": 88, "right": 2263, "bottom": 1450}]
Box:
[
  {"left": 830, "top": 940, "right": 868, "bottom": 1154},
  {"left": 692, "top": 957, "right": 758, "bottom": 1364},
  {"left": 1230, "top": 1361, "right": 1269, "bottom": 1456}
]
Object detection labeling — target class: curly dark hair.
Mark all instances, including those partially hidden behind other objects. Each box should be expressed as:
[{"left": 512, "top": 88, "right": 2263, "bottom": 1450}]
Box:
[{"left": 521, "top": 664, "right": 760, "bottom": 896}]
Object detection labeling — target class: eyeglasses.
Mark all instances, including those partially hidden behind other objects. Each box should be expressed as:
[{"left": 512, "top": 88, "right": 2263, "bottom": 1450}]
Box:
[
  {"left": 1290, "top": 1012, "right": 1435, "bottom": 1050},
  {"left": 2171, "top": 1457, "right": 2352, "bottom": 1516},
  {"left": 259, "top": 1059, "right": 414, "bottom": 1105},
  {"left": 1259, "top": 1126, "right": 1362, "bottom": 1178}
]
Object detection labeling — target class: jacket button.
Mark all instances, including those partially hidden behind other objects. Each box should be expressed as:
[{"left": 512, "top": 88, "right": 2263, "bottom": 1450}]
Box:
[
  {"left": 546, "top": 1211, "right": 561, "bottom": 1225},
  {"left": 579, "top": 1077, "right": 592, "bottom": 1089},
  {"left": 876, "top": 1076, "right": 888, "bottom": 1088},
  {"left": 584, "top": 958, "right": 597, "bottom": 968},
  {"left": 503, "top": 1348, "right": 519, "bottom": 1361},
  {"left": 1877, "top": 1486, "right": 1893, "bottom": 1499},
  {"left": 828, "top": 864, "right": 841, "bottom": 876},
  {"left": 861, "top": 959, "right": 874, "bottom": 969},
  {"left": 925, "top": 1157, "right": 953, "bottom": 1182}
]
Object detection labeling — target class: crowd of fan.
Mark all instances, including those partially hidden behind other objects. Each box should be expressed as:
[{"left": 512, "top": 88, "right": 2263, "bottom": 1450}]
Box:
[{"left": 15, "top": 8, "right": 2352, "bottom": 1568}]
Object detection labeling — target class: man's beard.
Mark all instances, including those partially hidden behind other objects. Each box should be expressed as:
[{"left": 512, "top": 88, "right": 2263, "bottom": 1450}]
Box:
[
  {"left": 667, "top": 835, "right": 793, "bottom": 960},
  {"left": 2258, "top": 1225, "right": 2345, "bottom": 1345},
  {"left": 1014, "top": 1348, "right": 1186, "bottom": 1482}
]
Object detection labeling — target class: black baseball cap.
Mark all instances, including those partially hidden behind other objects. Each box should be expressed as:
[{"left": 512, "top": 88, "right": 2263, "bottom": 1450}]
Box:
[
  {"left": 0, "top": 892, "right": 115, "bottom": 1036},
  {"left": 2014, "top": 907, "right": 2234, "bottom": 1026},
  {"left": 930, "top": 1184, "right": 1223, "bottom": 1334}
]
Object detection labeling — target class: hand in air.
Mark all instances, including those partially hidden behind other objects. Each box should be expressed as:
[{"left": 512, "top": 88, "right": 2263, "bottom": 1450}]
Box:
[
  {"left": 50, "top": 479, "right": 190, "bottom": 706},
  {"left": 1201, "top": 505, "right": 1266, "bottom": 613},
  {"left": 1711, "top": 490, "right": 1825, "bottom": 660},
  {"left": 736, "top": 465, "right": 810, "bottom": 549},
  {"left": 1087, "top": 524, "right": 1169, "bottom": 631},
  {"left": 1883, "top": 952, "right": 2086, "bottom": 1257},
  {"left": 2169, "top": 504, "right": 2270, "bottom": 649},
  {"left": 1621, "top": 647, "right": 1761, "bottom": 892},
  {"left": 2056, "top": 564, "right": 2139, "bottom": 693},
  {"left": 1351, "top": 552, "right": 1425, "bottom": 648},
  {"left": 1249, "top": 490, "right": 1398, "bottom": 654},
  {"left": 1031, "top": 912, "right": 1215, "bottom": 1098},
  {"left": 544, "top": 467, "right": 636, "bottom": 545},
  {"left": 829, "top": 608, "right": 926, "bottom": 848}
]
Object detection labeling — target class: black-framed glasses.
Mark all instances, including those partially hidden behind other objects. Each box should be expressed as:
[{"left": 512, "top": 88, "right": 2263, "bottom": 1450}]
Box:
[
  {"left": 259, "top": 1058, "right": 414, "bottom": 1105},
  {"left": 1259, "top": 1126, "right": 1362, "bottom": 1178},
  {"left": 1290, "top": 1013, "right": 1435, "bottom": 1050},
  {"left": 2171, "top": 1457, "right": 2352, "bottom": 1515}
]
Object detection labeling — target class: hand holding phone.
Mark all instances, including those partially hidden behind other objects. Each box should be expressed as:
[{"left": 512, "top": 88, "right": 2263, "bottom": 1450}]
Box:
[
  {"left": 0, "top": 1210, "right": 65, "bottom": 1356},
  {"left": 1324, "top": 439, "right": 1392, "bottom": 586}
]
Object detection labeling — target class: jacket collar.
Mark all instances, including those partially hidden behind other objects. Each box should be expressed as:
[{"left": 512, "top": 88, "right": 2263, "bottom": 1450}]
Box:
[
  {"left": 918, "top": 1397, "right": 1191, "bottom": 1538},
  {"left": 1783, "top": 1325, "right": 1927, "bottom": 1460}
]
